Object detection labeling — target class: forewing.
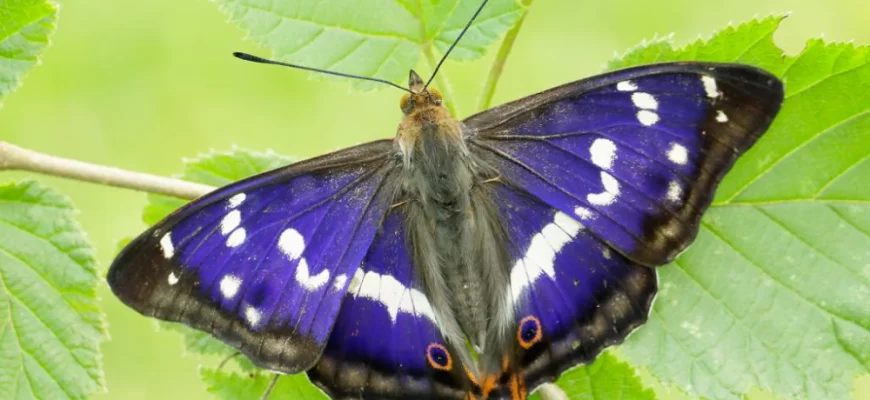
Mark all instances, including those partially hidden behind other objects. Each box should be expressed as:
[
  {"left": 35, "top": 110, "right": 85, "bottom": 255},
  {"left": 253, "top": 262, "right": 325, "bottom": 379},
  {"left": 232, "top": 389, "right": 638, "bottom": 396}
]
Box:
[
  {"left": 467, "top": 63, "right": 783, "bottom": 266},
  {"left": 489, "top": 183, "right": 656, "bottom": 398},
  {"left": 308, "top": 208, "right": 478, "bottom": 400},
  {"left": 108, "top": 140, "right": 398, "bottom": 373}
]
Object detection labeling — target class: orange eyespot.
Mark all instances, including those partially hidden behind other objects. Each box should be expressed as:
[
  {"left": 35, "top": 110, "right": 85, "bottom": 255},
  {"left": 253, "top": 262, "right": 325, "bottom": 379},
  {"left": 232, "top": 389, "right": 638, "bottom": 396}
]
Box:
[
  {"left": 517, "top": 315, "right": 542, "bottom": 349},
  {"left": 400, "top": 93, "right": 412, "bottom": 112},
  {"left": 426, "top": 343, "right": 453, "bottom": 371}
]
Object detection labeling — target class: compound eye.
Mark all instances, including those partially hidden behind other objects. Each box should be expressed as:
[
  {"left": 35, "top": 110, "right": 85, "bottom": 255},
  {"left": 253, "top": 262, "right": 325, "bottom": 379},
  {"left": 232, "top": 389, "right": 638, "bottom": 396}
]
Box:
[
  {"left": 427, "top": 88, "right": 443, "bottom": 104},
  {"left": 400, "top": 93, "right": 412, "bottom": 113}
]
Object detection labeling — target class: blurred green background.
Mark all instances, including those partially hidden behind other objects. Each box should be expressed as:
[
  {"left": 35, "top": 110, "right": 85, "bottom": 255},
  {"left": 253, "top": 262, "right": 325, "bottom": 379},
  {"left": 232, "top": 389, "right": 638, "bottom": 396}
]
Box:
[{"left": 2, "top": 0, "right": 870, "bottom": 399}]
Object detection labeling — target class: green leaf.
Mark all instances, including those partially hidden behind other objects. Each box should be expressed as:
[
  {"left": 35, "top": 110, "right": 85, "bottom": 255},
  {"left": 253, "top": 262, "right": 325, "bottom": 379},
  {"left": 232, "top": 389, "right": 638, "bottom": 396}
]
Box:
[
  {"left": 201, "top": 367, "right": 328, "bottom": 400},
  {"left": 529, "top": 352, "right": 654, "bottom": 400},
  {"left": 611, "top": 16, "right": 870, "bottom": 400},
  {"left": 211, "top": 0, "right": 525, "bottom": 88},
  {"left": 143, "top": 148, "right": 292, "bottom": 226},
  {"left": 0, "top": 181, "right": 105, "bottom": 399},
  {"left": 0, "top": 0, "right": 57, "bottom": 106}
]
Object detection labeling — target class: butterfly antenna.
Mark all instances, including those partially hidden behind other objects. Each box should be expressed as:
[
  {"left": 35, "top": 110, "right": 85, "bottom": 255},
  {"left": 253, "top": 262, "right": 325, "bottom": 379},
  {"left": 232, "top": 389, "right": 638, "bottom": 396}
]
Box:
[
  {"left": 424, "top": 0, "right": 489, "bottom": 90},
  {"left": 233, "top": 52, "right": 413, "bottom": 94}
]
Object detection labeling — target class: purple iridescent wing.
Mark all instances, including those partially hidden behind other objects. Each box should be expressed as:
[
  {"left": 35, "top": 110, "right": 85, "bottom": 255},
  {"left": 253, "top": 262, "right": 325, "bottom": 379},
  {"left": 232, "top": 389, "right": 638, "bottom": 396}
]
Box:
[
  {"left": 308, "top": 208, "right": 478, "bottom": 400},
  {"left": 490, "top": 183, "right": 656, "bottom": 396},
  {"left": 467, "top": 63, "right": 783, "bottom": 266},
  {"left": 108, "top": 140, "right": 399, "bottom": 373}
]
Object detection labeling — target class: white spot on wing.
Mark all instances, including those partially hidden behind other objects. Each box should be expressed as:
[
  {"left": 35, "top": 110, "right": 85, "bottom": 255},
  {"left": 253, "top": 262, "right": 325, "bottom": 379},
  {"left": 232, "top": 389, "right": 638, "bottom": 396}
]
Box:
[
  {"left": 295, "top": 259, "right": 330, "bottom": 290},
  {"left": 348, "top": 268, "right": 365, "bottom": 294},
  {"left": 220, "top": 210, "right": 241, "bottom": 235},
  {"left": 716, "top": 110, "right": 728, "bottom": 122},
  {"left": 167, "top": 272, "right": 179, "bottom": 285},
  {"left": 332, "top": 274, "right": 347, "bottom": 292},
  {"left": 631, "top": 92, "right": 658, "bottom": 110},
  {"left": 159, "top": 232, "right": 174, "bottom": 259},
  {"left": 554, "top": 211, "right": 584, "bottom": 236},
  {"left": 351, "top": 267, "right": 437, "bottom": 324},
  {"left": 228, "top": 193, "right": 246, "bottom": 208},
  {"left": 616, "top": 80, "right": 637, "bottom": 91},
  {"left": 220, "top": 275, "right": 242, "bottom": 299},
  {"left": 587, "top": 172, "right": 621, "bottom": 206},
  {"left": 358, "top": 271, "right": 381, "bottom": 300},
  {"left": 667, "top": 181, "right": 683, "bottom": 203},
  {"left": 574, "top": 206, "right": 594, "bottom": 220},
  {"left": 510, "top": 211, "right": 584, "bottom": 302},
  {"left": 589, "top": 138, "right": 617, "bottom": 170},
  {"left": 378, "top": 274, "right": 405, "bottom": 322},
  {"left": 245, "top": 306, "right": 262, "bottom": 327},
  {"left": 278, "top": 228, "right": 305, "bottom": 260},
  {"left": 226, "top": 228, "right": 246, "bottom": 248},
  {"left": 667, "top": 143, "right": 689, "bottom": 165},
  {"left": 701, "top": 76, "right": 720, "bottom": 99},
  {"left": 636, "top": 110, "right": 659, "bottom": 126}
]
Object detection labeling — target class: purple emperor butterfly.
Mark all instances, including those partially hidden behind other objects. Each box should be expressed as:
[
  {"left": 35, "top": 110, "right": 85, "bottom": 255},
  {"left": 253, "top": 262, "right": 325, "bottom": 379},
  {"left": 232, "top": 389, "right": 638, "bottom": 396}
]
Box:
[{"left": 108, "top": 1, "right": 783, "bottom": 399}]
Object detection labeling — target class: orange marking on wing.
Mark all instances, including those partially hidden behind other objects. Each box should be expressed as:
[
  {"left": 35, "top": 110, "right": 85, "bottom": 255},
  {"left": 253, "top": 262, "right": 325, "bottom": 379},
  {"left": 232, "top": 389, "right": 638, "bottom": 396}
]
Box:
[
  {"left": 465, "top": 367, "right": 480, "bottom": 386},
  {"left": 509, "top": 374, "right": 528, "bottom": 400},
  {"left": 502, "top": 355, "right": 510, "bottom": 373},
  {"left": 517, "top": 315, "right": 543, "bottom": 349},
  {"left": 480, "top": 375, "right": 497, "bottom": 398}
]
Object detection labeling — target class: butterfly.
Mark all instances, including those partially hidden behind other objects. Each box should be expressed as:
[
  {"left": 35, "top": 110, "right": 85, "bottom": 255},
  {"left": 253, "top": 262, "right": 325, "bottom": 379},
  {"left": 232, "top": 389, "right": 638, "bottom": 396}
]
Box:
[{"left": 107, "top": 2, "right": 784, "bottom": 399}]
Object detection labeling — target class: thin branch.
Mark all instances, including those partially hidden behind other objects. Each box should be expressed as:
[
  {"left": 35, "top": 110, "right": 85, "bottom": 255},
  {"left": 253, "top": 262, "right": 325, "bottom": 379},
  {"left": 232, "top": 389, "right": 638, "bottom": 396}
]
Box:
[
  {"left": 424, "top": 44, "right": 460, "bottom": 117},
  {"left": 475, "top": 0, "right": 534, "bottom": 113},
  {"left": 0, "top": 141, "right": 213, "bottom": 200}
]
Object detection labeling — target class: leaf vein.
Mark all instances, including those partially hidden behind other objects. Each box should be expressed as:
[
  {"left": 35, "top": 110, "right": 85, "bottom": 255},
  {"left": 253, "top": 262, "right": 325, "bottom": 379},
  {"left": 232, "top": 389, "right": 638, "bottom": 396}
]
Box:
[{"left": 723, "top": 108, "right": 870, "bottom": 203}]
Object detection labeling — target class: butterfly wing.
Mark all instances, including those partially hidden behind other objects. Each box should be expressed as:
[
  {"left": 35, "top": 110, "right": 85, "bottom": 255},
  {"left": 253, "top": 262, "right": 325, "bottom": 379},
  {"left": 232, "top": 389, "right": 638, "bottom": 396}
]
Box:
[
  {"left": 489, "top": 183, "right": 656, "bottom": 398},
  {"left": 108, "top": 140, "right": 399, "bottom": 373},
  {"left": 464, "top": 63, "right": 783, "bottom": 396},
  {"left": 467, "top": 63, "right": 783, "bottom": 266},
  {"left": 308, "top": 207, "right": 479, "bottom": 400}
]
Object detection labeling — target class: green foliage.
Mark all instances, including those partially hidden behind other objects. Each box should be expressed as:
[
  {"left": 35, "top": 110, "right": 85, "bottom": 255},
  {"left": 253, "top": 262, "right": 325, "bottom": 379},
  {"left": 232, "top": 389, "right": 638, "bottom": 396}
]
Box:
[
  {"left": 609, "top": 15, "right": 870, "bottom": 400},
  {"left": 211, "top": 0, "right": 525, "bottom": 89},
  {"left": 201, "top": 367, "right": 328, "bottom": 400},
  {"left": 0, "top": 0, "right": 57, "bottom": 107},
  {"left": 0, "top": 181, "right": 105, "bottom": 399},
  {"left": 529, "top": 353, "right": 655, "bottom": 400}
]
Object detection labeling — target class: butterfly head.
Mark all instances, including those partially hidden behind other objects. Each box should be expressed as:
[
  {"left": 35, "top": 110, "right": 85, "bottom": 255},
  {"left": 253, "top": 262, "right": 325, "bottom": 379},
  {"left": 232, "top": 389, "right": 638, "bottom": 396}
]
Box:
[{"left": 400, "top": 70, "right": 443, "bottom": 115}]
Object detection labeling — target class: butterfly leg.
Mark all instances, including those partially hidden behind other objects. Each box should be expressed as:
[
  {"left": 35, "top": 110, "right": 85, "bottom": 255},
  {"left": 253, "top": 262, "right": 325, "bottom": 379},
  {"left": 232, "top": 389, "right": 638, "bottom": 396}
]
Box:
[
  {"left": 217, "top": 352, "right": 242, "bottom": 370},
  {"left": 260, "top": 374, "right": 280, "bottom": 400}
]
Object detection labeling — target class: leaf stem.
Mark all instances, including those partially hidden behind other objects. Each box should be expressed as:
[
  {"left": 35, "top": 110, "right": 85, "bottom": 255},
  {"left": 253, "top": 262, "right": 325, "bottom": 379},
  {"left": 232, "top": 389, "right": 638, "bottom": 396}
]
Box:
[
  {"left": 0, "top": 141, "right": 213, "bottom": 200},
  {"left": 475, "top": 0, "right": 534, "bottom": 113},
  {"left": 424, "top": 44, "right": 460, "bottom": 117}
]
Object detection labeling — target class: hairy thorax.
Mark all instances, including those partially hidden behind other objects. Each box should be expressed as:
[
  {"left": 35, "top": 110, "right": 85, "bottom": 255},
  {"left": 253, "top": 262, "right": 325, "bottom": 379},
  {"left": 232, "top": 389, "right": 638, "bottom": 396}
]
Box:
[{"left": 395, "top": 102, "right": 512, "bottom": 371}]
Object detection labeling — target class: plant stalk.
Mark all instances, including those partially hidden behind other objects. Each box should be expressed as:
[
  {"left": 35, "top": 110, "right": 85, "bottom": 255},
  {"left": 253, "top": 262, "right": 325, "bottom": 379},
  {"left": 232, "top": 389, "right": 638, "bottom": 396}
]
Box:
[
  {"left": 0, "top": 141, "right": 213, "bottom": 200},
  {"left": 476, "top": 0, "right": 535, "bottom": 112}
]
